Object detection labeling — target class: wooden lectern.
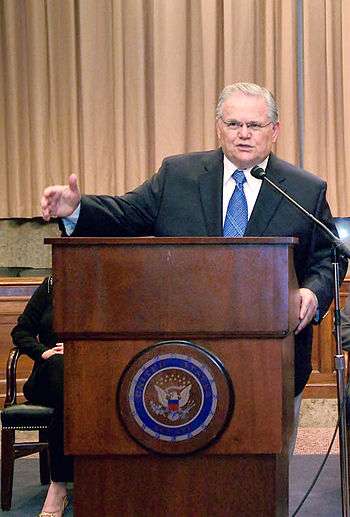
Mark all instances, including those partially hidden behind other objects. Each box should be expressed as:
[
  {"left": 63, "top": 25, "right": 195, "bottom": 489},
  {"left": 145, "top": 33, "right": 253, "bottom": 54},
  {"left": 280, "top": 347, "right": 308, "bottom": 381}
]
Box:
[{"left": 46, "top": 236, "right": 299, "bottom": 517}]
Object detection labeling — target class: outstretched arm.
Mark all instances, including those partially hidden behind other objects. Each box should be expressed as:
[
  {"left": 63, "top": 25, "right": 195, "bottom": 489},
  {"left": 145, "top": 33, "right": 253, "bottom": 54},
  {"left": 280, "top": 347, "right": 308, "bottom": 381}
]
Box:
[{"left": 41, "top": 174, "right": 81, "bottom": 221}]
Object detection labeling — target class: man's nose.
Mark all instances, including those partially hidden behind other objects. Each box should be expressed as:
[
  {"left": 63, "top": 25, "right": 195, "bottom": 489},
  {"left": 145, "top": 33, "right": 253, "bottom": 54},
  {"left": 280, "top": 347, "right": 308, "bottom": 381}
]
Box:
[{"left": 237, "top": 123, "right": 250, "bottom": 137}]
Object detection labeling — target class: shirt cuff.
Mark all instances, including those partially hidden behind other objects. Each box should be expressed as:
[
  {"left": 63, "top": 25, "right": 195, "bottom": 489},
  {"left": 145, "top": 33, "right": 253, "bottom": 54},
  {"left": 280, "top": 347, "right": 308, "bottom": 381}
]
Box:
[
  {"left": 310, "top": 291, "right": 320, "bottom": 323},
  {"left": 62, "top": 203, "right": 81, "bottom": 236}
]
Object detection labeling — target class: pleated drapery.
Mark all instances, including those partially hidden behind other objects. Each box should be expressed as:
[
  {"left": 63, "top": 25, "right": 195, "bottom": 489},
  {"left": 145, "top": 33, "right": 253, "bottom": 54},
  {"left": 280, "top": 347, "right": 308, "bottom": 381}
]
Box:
[{"left": 1, "top": 0, "right": 349, "bottom": 217}]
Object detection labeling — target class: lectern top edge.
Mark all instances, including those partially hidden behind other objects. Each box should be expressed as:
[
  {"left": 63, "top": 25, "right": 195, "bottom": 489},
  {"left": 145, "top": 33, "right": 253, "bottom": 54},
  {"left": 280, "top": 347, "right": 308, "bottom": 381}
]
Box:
[{"left": 45, "top": 236, "right": 298, "bottom": 246}]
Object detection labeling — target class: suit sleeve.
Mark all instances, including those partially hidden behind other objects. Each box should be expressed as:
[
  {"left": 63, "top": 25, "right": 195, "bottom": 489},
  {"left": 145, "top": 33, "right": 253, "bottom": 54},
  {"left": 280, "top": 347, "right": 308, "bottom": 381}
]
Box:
[
  {"left": 59, "top": 162, "right": 167, "bottom": 237},
  {"left": 301, "top": 183, "right": 348, "bottom": 319}
]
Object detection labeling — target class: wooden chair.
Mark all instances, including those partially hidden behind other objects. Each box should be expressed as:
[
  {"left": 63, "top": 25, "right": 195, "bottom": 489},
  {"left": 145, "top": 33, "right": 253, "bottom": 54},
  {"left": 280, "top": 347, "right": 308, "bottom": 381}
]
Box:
[{"left": 1, "top": 348, "right": 54, "bottom": 511}]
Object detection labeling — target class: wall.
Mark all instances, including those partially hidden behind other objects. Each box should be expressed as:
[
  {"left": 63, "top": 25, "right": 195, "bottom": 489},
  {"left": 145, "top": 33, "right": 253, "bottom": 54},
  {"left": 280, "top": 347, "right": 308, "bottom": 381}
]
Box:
[{"left": 0, "top": 219, "right": 59, "bottom": 274}]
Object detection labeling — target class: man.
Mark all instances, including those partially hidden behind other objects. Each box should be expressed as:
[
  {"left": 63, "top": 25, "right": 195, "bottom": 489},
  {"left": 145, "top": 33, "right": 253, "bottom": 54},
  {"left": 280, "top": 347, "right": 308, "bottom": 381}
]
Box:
[
  {"left": 41, "top": 82, "right": 346, "bottom": 511},
  {"left": 42, "top": 81, "right": 345, "bottom": 404}
]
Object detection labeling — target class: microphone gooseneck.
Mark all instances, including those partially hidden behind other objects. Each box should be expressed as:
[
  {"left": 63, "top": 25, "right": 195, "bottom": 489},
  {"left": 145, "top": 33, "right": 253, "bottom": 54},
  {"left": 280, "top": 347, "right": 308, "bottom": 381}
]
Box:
[
  {"left": 251, "top": 161, "right": 350, "bottom": 515},
  {"left": 250, "top": 165, "right": 350, "bottom": 258}
]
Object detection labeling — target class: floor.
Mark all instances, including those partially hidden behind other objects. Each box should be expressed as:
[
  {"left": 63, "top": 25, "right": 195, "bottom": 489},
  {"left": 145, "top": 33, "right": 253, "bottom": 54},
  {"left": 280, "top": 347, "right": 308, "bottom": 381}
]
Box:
[
  {"left": 0, "top": 408, "right": 345, "bottom": 516},
  {"left": 2, "top": 453, "right": 343, "bottom": 516},
  {"left": 295, "top": 427, "right": 339, "bottom": 455}
]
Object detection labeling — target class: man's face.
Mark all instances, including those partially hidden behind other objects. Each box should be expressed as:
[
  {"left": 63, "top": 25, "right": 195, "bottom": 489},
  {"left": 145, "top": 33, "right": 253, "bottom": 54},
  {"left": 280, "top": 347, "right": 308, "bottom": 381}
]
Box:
[{"left": 216, "top": 92, "right": 280, "bottom": 169}]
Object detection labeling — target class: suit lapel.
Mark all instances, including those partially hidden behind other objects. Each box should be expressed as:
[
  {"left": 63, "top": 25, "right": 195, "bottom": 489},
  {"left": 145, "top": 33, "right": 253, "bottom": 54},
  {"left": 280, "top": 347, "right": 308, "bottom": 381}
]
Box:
[
  {"left": 197, "top": 151, "right": 288, "bottom": 237},
  {"left": 198, "top": 149, "right": 224, "bottom": 236},
  {"left": 245, "top": 154, "right": 287, "bottom": 236}
]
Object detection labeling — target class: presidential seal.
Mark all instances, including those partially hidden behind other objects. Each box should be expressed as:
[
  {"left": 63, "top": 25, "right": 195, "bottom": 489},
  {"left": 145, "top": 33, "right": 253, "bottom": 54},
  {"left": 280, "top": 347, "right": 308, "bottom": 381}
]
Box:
[{"left": 117, "top": 341, "right": 234, "bottom": 454}]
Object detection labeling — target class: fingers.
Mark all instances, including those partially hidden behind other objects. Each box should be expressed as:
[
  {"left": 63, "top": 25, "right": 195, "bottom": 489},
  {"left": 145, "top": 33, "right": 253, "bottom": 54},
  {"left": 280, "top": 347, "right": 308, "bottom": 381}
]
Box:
[
  {"left": 41, "top": 175, "right": 81, "bottom": 221},
  {"left": 41, "top": 186, "right": 64, "bottom": 221},
  {"left": 40, "top": 185, "right": 65, "bottom": 221},
  {"left": 295, "top": 288, "right": 318, "bottom": 334},
  {"left": 51, "top": 344, "right": 64, "bottom": 354},
  {"left": 41, "top": 344, "right": 64, "bottom": 360},
  {"left": 41, "top": 188, "right": 53, "bottom": 221},
  {"left": 69, "top": 174, "right": 79, "bottom": 193},
  {"left": 295, "top": 309, "right": 313, "bottom": 334}
]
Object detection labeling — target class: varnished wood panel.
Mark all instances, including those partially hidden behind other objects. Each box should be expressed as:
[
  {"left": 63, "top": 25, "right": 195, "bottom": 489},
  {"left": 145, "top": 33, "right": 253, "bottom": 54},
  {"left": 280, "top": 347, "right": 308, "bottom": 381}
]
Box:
[
  {"left": 305, "top": 277, "right": 350, "bottom": 398},
  {"left": 49, "top": 237, "right": 299, "bottom": 338},
  {"left": 52, "top": 238, "right": 295, "bottom": 516},
  {"left": 64, "top": 336, "right": 294, "bottom": 456},
  {"left": 74, "top": 455, "right": 288, "bottom": 517},
  {"left": 0, "top": 274, "right": 349, "bottom": 405}
]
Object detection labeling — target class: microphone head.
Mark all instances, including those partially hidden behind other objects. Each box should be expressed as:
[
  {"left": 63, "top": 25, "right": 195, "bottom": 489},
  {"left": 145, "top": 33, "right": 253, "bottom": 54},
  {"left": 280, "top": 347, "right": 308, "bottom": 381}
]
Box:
[{"left": 251, "top": 165, "right": 266, "bottom": 179}]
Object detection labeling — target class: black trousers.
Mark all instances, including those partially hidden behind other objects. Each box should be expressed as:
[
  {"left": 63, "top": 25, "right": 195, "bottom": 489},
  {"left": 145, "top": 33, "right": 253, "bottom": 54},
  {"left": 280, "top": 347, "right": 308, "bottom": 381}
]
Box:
[{"left": 23, "top": 354, "right": 73, "bottom": 482}]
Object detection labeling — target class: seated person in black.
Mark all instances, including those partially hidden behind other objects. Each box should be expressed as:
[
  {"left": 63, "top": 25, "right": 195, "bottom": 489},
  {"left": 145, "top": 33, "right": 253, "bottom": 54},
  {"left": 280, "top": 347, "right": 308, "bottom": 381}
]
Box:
[{"left": 11, "top": 276, "right": 71, "bottom": 516}]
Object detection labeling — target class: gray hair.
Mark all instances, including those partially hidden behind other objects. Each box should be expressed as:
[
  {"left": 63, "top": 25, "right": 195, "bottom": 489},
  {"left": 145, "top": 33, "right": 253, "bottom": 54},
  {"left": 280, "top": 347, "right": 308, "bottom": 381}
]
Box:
[{"left": 216, "top": 82, "right": 279, "bottom": 124}]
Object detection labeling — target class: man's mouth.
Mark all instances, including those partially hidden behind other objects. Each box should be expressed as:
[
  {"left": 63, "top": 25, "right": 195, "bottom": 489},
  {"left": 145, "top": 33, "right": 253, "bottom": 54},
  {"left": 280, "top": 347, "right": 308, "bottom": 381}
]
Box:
[{"left": 236, "top": 144, "right": 253, "bottom": 150}]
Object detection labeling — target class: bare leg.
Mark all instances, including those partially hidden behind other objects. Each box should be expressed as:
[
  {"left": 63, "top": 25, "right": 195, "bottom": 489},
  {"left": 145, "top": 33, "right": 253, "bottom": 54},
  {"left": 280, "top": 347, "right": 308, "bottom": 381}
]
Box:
[
  {"left": 289, "top": 392, "right": 303, "bottom": 455},
  {"left": 39, "top": 481, "right": 68, "bottom": 515}
]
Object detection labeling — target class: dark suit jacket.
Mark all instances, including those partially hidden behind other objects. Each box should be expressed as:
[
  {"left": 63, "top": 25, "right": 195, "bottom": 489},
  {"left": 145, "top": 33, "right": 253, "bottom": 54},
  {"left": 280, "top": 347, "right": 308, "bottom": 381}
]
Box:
[
  {"left": 67, "top": 149, "right": 347, "bottom": 395},
  {"left": 11, "top": 277, "right": 58, "bottom": 401}
]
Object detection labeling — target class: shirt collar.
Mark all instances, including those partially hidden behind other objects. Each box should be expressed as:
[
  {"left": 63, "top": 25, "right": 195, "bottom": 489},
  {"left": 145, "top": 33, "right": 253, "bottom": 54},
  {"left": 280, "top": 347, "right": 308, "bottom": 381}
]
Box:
[{"left": 223, "top": 155, "right": 270, "bottom": 187}]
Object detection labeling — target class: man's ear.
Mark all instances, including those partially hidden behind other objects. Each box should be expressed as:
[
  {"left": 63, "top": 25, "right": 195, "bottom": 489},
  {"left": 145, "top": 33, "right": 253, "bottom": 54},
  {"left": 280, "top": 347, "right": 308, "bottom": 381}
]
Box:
[
  {"left": 272, "top": 121, "right": 280, "bottom": 143},
  {"left": 216, "top": 120, "right": 222, "bottom": 143}
]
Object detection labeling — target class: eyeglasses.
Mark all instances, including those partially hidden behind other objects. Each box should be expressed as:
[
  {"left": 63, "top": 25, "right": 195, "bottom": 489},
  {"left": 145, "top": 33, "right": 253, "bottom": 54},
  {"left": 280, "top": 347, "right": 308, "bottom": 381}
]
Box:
[{"left": 219, "top": 118, "right": 273, "bottom": 132}]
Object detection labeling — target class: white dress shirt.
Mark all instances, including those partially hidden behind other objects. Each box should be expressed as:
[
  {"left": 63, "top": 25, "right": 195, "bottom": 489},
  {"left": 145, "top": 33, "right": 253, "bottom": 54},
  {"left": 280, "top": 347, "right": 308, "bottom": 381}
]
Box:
[{"left": 222, "top": 156, "right": 269, "bottom": 225}]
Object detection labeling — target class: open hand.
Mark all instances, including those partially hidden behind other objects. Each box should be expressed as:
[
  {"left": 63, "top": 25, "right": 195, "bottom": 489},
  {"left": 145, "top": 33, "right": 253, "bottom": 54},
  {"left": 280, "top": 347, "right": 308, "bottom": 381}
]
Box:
[{"left": 41, "top": 174, "right": 81, "bottom": 221}]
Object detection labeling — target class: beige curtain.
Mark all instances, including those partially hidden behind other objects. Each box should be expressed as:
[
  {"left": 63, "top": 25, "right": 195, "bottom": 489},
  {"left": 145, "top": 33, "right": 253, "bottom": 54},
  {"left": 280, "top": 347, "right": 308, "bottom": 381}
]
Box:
[
  {"left": 0, "top": 0, "right": 80, "bottom": 217},
  {"left": 222, "top": 0, "right": 299, "bottom": 164},
  {"left": 0, "top": 0, "right": 349, "bottom": 217},
  {"left": 303, "top": 0, "right": 350, "bottom": 215}
]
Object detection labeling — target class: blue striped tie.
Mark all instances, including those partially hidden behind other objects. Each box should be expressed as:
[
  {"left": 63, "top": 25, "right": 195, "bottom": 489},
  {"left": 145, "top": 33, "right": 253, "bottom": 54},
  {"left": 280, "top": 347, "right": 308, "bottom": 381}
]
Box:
[{"left": 223, "top": 170, "right": 248, "bottom": 237}]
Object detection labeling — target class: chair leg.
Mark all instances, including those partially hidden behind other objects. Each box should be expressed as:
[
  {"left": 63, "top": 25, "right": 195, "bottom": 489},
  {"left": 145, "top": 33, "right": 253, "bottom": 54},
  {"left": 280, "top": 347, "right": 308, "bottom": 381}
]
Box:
[
  {"left": 1, "top": 428, "right": 15, "bottom": 511},
  {"left": 38, "top": 430, "right": 50, "bottom": 485}
]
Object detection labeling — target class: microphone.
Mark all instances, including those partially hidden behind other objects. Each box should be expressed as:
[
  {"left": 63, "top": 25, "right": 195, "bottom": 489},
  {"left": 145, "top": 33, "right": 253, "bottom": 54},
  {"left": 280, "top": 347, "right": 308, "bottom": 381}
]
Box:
[
  {"left": 250, "top": 166, "right": 267, "bottom": 180},
  {"left": 251, "top": 165, "right": 350, "bottom": 259}
]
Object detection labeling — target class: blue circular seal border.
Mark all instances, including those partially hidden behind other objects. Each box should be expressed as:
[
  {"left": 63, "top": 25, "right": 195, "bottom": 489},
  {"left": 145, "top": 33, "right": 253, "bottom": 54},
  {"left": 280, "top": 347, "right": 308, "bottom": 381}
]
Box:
[
  {"left": 117, "top": 340, "right": 235, "bottom": 455},
  {"left": 129, "top": 353, "right": 218, "bottom": 441}
]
